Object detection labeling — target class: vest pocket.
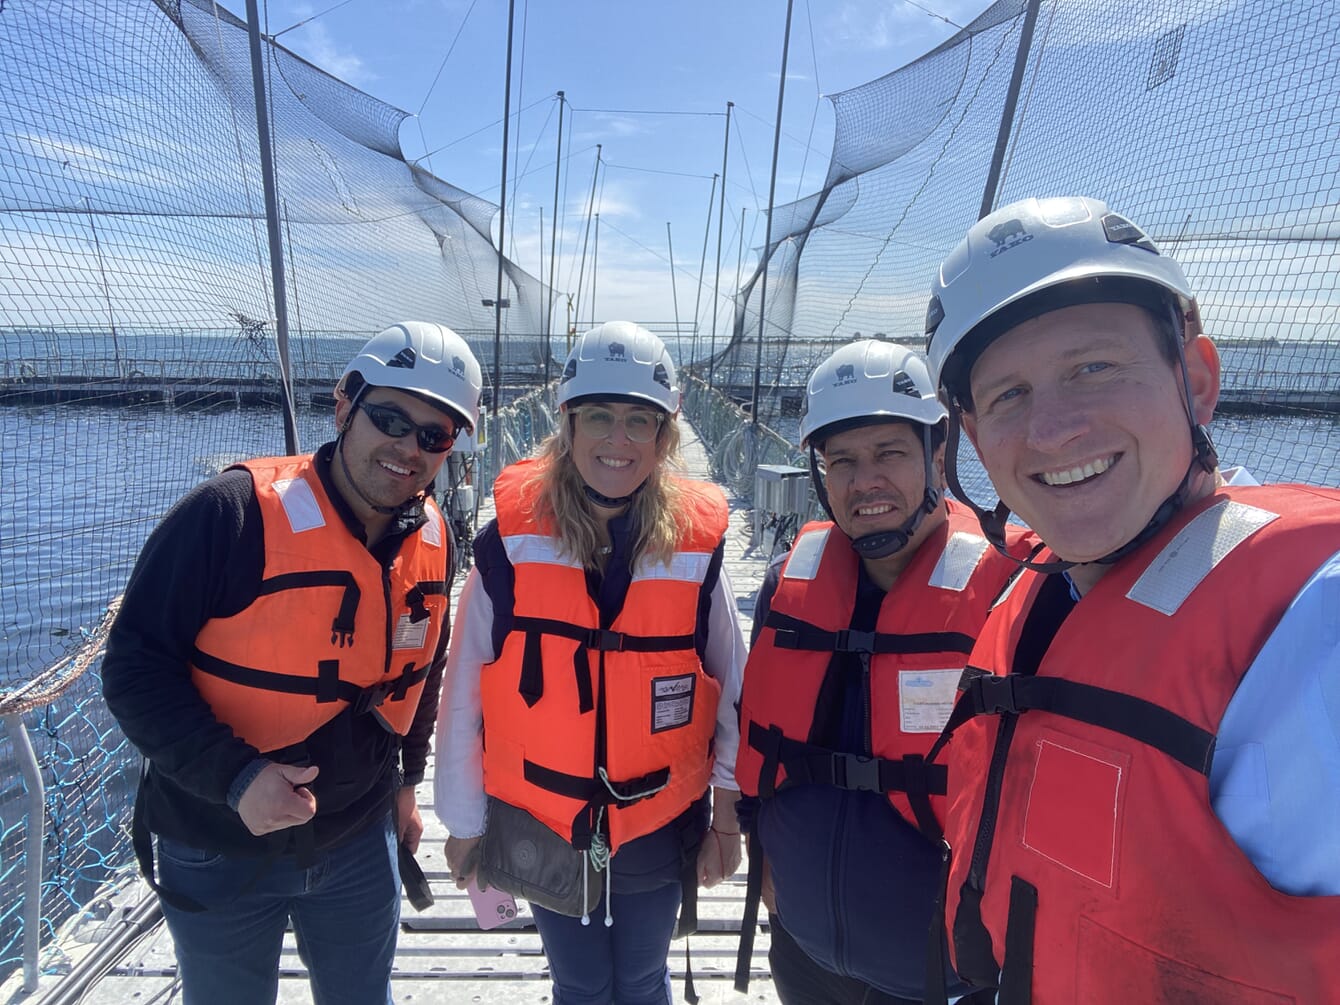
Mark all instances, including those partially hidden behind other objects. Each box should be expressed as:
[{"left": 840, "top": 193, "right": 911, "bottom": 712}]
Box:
[{"left": 1021, "top": 732, "right": 1130, "bottom": 890}]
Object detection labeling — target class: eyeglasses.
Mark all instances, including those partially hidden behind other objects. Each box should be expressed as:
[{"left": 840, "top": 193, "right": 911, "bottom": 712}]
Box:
[
  {"left": 573, "top": 406, "right": 664, "bottom": 444},
  {"left": 359, "top": 401, "right": 457, "bottom": 453}
]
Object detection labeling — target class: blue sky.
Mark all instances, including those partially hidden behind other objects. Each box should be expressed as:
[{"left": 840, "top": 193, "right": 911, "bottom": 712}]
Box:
[{"left": 248, "top": 0, "right": 992, "bottom": 329}]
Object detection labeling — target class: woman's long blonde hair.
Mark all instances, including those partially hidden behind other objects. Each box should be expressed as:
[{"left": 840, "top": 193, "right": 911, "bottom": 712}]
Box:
[{"left": 522, "top": 409, "right": 689, "bottom": 570}]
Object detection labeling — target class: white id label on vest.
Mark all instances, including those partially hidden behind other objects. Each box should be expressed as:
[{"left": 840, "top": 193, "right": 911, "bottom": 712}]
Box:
[
  {"left": 392, "top": 613, "right": 429, "bottom": 650},
  {"left": 899, "top": 669, "right": 961, "bottom": 733},
  {"left": 651, "top": 674, "right": 696, "bottom": 733}
]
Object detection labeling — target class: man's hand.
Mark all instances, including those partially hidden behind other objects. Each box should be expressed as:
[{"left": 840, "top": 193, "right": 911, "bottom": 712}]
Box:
[
  {"left": 445, "top": 834, "right": 483, "bottom": 890},
  {"left": 237, "top": 763, "right": 319, "bottom": 836},
  {"left": 396, "top": 786, "right": 423, "bottom": 853}
]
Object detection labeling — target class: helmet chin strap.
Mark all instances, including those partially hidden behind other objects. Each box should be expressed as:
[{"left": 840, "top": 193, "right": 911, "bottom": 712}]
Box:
[
  {"left": 809, "top": 426, "right": 944, "bottom": 562},
  {"left": 944, "top": 310, "right": 1218, "bottom": 575}
]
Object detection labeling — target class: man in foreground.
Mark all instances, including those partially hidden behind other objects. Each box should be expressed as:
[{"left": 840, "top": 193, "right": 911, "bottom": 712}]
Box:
[{"left": 924, "top": 196, "right": 1340, "bottom": 1003}]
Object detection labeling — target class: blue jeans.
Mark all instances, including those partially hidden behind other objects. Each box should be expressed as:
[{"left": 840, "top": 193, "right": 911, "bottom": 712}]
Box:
[
  {"left": 532, "top": 881, "right": 681, "bottom": 1004},
  {"left": 156, "top": 814, "right": 399, "bottom": 1005}
]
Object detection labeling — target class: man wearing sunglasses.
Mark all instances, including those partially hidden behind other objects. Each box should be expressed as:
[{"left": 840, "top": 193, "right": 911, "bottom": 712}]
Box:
[{"left": 103, "top": 321, "right": 482, "bottom": 1005}]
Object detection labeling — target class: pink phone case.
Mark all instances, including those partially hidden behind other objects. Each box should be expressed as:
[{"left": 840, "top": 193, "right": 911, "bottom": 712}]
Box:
[{"left": 466, "top": 877, "right": 518, "bottom": 930}]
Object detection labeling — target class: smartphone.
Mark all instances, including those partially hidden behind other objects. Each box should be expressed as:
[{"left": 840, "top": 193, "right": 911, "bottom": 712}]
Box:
[{"left": 467, "top": 877, "right": 518, "bottom": 930}]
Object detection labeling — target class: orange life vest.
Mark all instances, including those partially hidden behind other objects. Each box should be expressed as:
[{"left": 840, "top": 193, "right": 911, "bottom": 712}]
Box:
[
  {"left": 480, "top": 460, "right": 728, "bottom": 854},
  {"left": 939, "top": 484, "right": 1340, "bottom": 1004},
  {"left": 737, "top": 501, "right": 1034, "bottom": 834},
  {"left": 191, "top": 456, "right": 450, "bottom": 753}
]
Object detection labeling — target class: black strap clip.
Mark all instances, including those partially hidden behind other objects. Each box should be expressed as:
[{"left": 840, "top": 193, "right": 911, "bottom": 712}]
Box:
[
  {"left": 971, "top": 675, "right": 1021, "bottom": 715},
  {"left": 835, "top": 629, "right": 876, "bottom": 654},
  {"left": 834, "top": 753, "right": 882, "bottom": 792},
  {"left": 587, "top": 628, "right": 628, "bottom": 652}
]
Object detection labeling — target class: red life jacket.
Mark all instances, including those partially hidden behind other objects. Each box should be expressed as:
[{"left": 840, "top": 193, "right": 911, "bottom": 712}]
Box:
[
  {"left": 480, "top": 460, "right": 729, "bottom": 854},
  {"left": 940, "top": 484, "right": 1340, "bottom": 1004},
  {"left": 737, "top": 501, "right": 1035, "bottom": 834},
  {"left": 191, "top": 456, "right": 450, "bottom": 752}
]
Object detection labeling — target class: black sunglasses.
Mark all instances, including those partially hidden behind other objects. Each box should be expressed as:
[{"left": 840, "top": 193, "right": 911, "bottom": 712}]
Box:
[{"left": 358, "top": 401, "right": 457, "bottom": 453}]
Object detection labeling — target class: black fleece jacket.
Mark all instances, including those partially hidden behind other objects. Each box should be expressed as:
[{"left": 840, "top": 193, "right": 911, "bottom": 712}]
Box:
[{"left": 102, "top": 442, "right": 450, "bottom": 857}]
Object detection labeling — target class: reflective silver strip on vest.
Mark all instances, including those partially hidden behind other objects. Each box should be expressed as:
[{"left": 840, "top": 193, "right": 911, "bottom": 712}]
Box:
[
  {"left": 927, "top": 531, "right": 989, "bottom": 592},
  {"left": 502, "top": 533, "right": 584, "bottom": 569},
  {"left": 781, "top": 526, "right": 832, "bottom": 582},
  {"left": 274, "top": 477, "right": 325, "bottom": 534},
  {"left": 632, "top": 551, "right": 713, "bottom": 585},
  {"left": 420, "top": 506, "right": 443, "bottom": 548},
  {"left": 1127, "top": 500, "right": 1279, "bottom": 616}
]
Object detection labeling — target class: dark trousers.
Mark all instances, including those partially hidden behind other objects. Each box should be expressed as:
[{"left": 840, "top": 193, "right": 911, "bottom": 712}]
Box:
[
  {"left": 768, "top": 912, "right": 919, "bottom": 1005},
  {"left": 532, "top": 881, "right": 681, "bottom": 1005}
]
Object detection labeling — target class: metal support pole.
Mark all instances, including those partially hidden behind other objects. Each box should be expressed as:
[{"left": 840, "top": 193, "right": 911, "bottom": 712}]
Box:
[
  {"left": 491, "top": 0, "right": 519, "bottom": 466},
  {"left": 545, "top": 91, "right": 566, "bottom": 383},
  {"left": 574, "top": 146, "right": 601, "bottom": 325},
  {"left": 978, "top": 0, "right": 1043, "bottom": 219},
  {"left": 691, "top": 173, "right": 718, "bottom": 377},
  {"left": 751, "top": 0, "right": 796, "bottom": 437},
  {"left": 244, "top": 0, "right": 300, "bottom": 455},
  {"left": 591, "top": 213, "right": 599, "bottom": 327},
  {"left": 4, "top": 713, "right": 45, "bottom": 992},
  {"left": 707, "top": 101, "right": 733, "bottom": 391},
  {"left": 667, "top": 222, "right": 681, "bottom": 346}
]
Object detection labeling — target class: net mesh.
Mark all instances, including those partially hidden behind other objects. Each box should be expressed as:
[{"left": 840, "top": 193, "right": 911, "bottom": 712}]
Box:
[
  {"left": 709, "top": 0, "right": 1339, "bottom": 495},
  {"left": 1, "top": 0, "right": 548, "bottom": 979}
]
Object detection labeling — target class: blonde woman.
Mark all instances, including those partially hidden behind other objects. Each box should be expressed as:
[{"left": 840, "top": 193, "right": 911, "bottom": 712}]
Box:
[{"left": 435, "top": 322, "right": 745, "bottom": 1004}]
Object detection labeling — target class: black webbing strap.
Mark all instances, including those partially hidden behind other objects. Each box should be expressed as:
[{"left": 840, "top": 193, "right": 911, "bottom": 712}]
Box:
[
  {"left": 192, "top": 649, "right": 430, "bottom": 715},
  {"left": 998, "top": 876, "right": 1038, "bottom": 1005},
  {"left": 923, "top": 841, "right": 954, "bottom": 1005},
  {"left": 746, "top": 722, "right": 947, "bottom": 838},
  {"left": 257, "top": 570, "right": 360, "bottom": 645},
  {"left": 511, "top": 616, "right": 693, "bottom": 712},
  {"left": 683, "top": 937, "right": 699, "bottom": 1005},
  {"left": 512, "top": 616, "right": 696, "bottom": 653},
  {"left": 404, "top": 579, "right": 447, "bottom": 623},
  {"left": 733, "top": 827, "right": 764, "bottom": 993},
  {"left": 764, "top": 610, "right": 975, "bottom": 657},
  {"left": 754, "top": 724, "right": 784, "bottom": 799},
  {"left": 522, "top": 759, "right": 671, "bottom": 808},
  {"left": 572, "top": 645, "right": 594, "bottom": 713},
  {"left": 519, "top": 630, "right": 544, "bottom": 707},
  {"left": 961, "top": 674, "right": 1217, "bottom": 775}
]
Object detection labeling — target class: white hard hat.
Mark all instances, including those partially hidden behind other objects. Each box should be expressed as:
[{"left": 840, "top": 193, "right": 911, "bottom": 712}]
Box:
[
  {"left": 338, "top": 321, "right": 482, "bottom": 433},
  {"left": 925, "top": 196, "right": 1197, "bottom": 401},
  {"left": 556, "top": 321, "right": 680, "bottom": 413},
  {"left": 799, "top": 339, "right": 946, "bottom": 449}
]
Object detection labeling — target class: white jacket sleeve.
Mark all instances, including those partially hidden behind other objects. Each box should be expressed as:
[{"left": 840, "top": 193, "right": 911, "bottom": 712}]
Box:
[
  {"left": 432, "top": 569, "right": 495, "bottom": 838},
  {"left": 703, "top": 564, "right": 747, "bottom": 789}
]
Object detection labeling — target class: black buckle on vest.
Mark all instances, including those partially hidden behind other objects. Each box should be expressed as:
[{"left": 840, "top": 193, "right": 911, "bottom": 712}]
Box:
[
  {"left": 351, "top": 681, "right": 393, "bottom": 715},
  {"left": 772, "top": 628, "right": 800, "bottom": 650},
  {"left": 971, "top": 675, "right": 1020, "bottom": 715},
  {"left": 833, "top": 753, "right": 881, "bottom": 792},
  {"left": 835, "top": 629, "right": 876, "bottom": 654},
  {"left": 586, "top": 629, "right": 627, "bottom": 652}
]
